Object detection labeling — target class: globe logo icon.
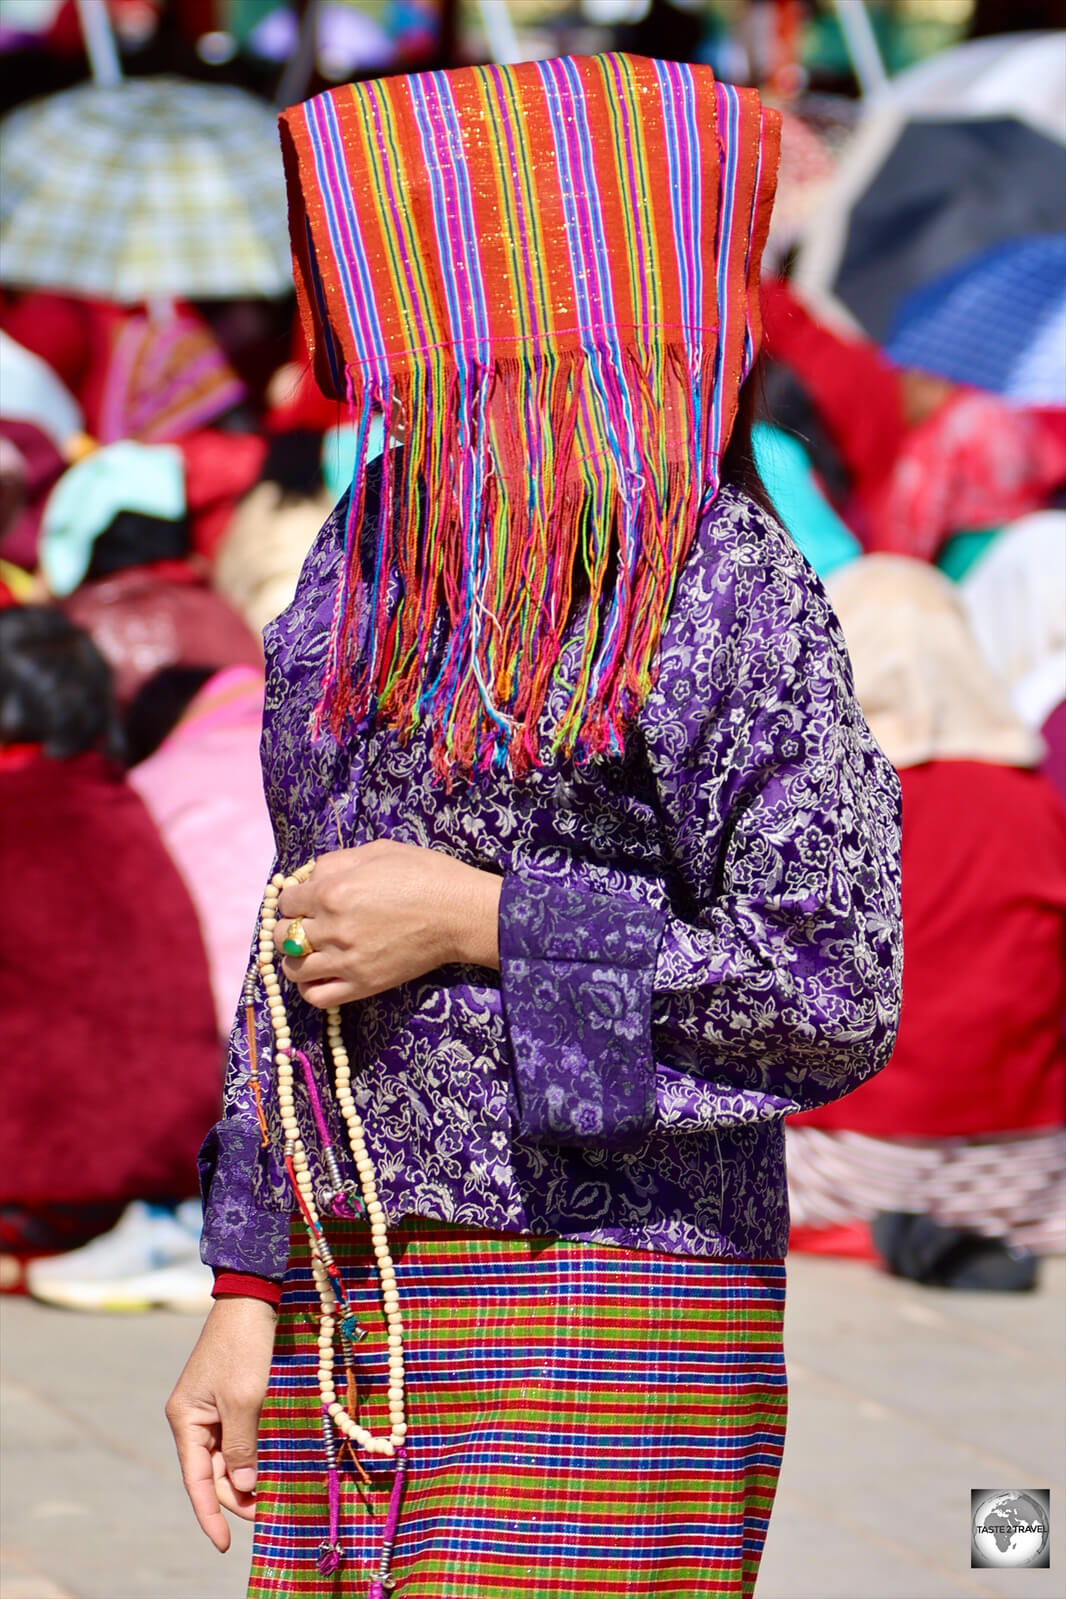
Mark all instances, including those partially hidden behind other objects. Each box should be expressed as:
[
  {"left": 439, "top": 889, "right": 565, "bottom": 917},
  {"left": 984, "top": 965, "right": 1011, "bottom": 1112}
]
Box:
[{"left": 971, "top": 1492, "right": 1050, "bottom": 1568}]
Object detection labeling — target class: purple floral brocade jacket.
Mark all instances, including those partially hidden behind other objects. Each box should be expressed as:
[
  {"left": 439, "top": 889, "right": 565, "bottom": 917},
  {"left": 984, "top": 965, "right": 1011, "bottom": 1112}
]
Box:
[{"left": 200, "top": 486, "right": 903, "bottom": 1282}]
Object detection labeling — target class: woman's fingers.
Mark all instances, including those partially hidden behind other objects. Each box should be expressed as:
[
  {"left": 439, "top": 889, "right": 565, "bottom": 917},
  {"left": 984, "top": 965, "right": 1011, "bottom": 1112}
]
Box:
[
  {"left": 273, "top": 915, "right": 324, "bottom": 959},
  {"left": 279, "top": 949, "right": 337, "bottom": 984},
  {"left": 272, "top": 919, "right": 337, "bottom": 983},
  {"left": 170, "top": 1416, "right": 231, "bottom": 1552},
  {"left": 166, "top": 1299, "right": 276, "bottom": 1552},
  {"left": 212, "top": 1450, "right": 258, "bottom": 1523},
  {"left": 274, "top": 847, "right": 379, "bottom": 957},
  {"left": 297, "top": 977, "right": 362, "bottom": 1011},
  {"left": 277, "top": 878, "right": 316, "bottom": 919}
]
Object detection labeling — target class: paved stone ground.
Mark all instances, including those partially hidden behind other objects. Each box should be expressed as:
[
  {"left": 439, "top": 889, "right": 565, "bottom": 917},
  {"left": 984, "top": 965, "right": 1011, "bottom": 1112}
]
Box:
[{"left": 2, "top": 1254, "right": 1062, "bottom": 1599}]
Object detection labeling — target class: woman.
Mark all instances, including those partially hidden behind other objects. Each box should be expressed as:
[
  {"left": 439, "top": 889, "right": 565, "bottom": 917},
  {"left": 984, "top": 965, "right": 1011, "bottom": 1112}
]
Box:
[
  {"left": 788, "top": 557, "right": 1066, "bottom": 1282},
  {"left": 0, "top": 606, "right": 220, "bottom": 1282},
  {"left": 167, "top": 55, "right": 902, "bottom": 1597}
]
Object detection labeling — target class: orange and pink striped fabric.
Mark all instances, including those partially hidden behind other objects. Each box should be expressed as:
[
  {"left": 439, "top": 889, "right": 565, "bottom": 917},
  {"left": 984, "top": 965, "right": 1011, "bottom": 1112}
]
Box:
[{"left": 279, "top": 55, "right": 779, "bottom": 778}]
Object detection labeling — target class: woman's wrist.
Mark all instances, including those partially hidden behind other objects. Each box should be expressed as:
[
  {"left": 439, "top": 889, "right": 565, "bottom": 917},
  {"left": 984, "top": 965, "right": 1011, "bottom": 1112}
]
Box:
[{"left": 450, "top": 867, "right": 502, "bottom": 970}]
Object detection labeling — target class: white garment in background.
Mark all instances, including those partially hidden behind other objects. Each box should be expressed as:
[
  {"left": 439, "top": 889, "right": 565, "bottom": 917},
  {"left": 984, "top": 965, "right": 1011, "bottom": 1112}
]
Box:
[{"left": 961, "top": 510, "right": 1066, "bottom": 730}]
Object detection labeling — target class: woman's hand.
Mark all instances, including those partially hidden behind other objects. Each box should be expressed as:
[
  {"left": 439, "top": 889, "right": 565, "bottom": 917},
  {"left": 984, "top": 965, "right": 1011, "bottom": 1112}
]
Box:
[
  {"left": 166, "top": 1296, "right": 276, "bottom": 1552},
  {"left": 275, "top": 840, "right": 502, "bottom": 1010}
]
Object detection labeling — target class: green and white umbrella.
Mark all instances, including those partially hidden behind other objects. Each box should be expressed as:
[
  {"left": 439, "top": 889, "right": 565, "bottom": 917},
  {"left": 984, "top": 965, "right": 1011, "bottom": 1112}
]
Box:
[{"left": 0, "top": 76, "right": 292, "bottom": 302}]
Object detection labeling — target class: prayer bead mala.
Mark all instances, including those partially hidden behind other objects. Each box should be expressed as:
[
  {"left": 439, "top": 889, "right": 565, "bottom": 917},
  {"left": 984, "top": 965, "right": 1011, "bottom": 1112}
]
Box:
[{"left": 259, "top": 862, "right": 407, "bottom": 1596}]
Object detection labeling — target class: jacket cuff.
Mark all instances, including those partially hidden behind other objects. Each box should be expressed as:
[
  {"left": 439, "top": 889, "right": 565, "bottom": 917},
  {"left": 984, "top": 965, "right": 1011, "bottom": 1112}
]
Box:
[
  {"left": 212, "top": 1270, "right": 283, "bottom": 1308},
  {"left": 198, "top": 1119, "right": 291, "bottom": 1278},
  {"left": 498, "top": 872, "right": 664, "bottom": 1150}
]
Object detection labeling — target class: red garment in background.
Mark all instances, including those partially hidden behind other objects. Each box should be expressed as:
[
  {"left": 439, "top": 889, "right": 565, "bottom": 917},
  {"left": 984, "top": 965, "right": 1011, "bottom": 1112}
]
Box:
[
  {"left": 178, "top": 430, "right": 268, "bottom": 562},
  {"left": 795, "top": 761, "right": 1066, "bottom": 1138},
  {"left": 760, "top": 277, "right": 907, "bottom": 507},
  {"left": 0, "top": 419, "right": 66, "bottom": 571},
  {"left": 61, "top": 561, "right": 262, "bottom": 704},
  {"left": 0, "top": 750, "right": 221, "bottom": 1207},
  {"left": 0, "top": 290, "right": 121, "bottom": 422},
  {"left": 1041, "top": 701, "right": 1066, "bottom": 814},
  {"left": 863, "top": 391, "right": 1066, "bottom": 560}
]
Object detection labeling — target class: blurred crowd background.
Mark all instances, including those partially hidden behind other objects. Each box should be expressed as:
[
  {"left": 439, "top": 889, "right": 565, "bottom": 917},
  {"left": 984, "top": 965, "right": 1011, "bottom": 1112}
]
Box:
[{"left": 0, "top": 0, "right": 1063, "bottom": 1315}]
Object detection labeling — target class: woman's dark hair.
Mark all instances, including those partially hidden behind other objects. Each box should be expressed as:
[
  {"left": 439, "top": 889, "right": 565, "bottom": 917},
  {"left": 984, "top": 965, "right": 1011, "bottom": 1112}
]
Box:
[
  {"left": 124, "top": 664, "right": 217, "bottom": 767},
  {"left": 719, "top": 363, "right": 777, "bottom": 520},
  {"left": 0, "top": 606, "right": 123, "bottom": 760},
  {"left": 759, "top": 357, "right": 850, "bottom": 508}
]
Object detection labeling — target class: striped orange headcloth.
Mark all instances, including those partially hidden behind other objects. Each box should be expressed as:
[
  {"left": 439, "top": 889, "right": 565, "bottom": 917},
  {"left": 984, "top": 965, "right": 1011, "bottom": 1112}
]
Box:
[{"left": 280, "top": 53, "right": 779, "bottom": 780}]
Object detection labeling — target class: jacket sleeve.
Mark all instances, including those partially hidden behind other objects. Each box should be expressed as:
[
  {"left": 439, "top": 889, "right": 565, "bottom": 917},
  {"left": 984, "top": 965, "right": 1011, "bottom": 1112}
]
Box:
[
  {"left": 499, "top": 499, "right": 903, "bottom": 1149},
  {"left": 198, "top": 914, "right": 291, "bottom": 1281}
]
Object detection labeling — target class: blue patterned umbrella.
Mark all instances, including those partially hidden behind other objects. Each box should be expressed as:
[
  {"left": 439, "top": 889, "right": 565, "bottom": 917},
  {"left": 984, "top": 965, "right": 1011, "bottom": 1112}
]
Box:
[{"left": 886, "top": 235, "right": 1066, "bottom": 407}]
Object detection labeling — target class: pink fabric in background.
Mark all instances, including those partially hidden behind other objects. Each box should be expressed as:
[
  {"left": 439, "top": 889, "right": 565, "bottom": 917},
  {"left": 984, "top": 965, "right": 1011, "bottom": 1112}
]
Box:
[
  {"left": 1042, "top": 700, "right": 1066, "bottom": 812},
  {"left": 129, "top": 666, "right": 275, "bottom": 1034},
  {"left": 864, "top": 392, "right": 1066, "bottom": 560}
]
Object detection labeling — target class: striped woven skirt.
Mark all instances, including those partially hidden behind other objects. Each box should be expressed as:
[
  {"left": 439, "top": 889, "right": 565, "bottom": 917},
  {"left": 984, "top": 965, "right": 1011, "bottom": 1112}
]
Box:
[{"left": 248, "top": 1220, "right": 787, "bottom": 1598}]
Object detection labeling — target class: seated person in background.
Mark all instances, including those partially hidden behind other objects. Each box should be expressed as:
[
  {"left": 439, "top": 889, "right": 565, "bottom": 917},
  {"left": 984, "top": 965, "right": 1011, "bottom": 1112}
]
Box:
[
  {"left": 788, "top": 556, "right": 1066, "bottom": 1290},
  {"left": 212, "top": 429, "right": 334, "bottom": 638},
  {"left": 761, "top": 278, "right": 1066, "bottom": 563},
  {"left": 0, "top": 607, "right": 221, "bottom": 1309},
  {"left": 38, "top": 439, "right": 261, "bottom": 705},
  {"left": 126, "top": 664, "right": 275, "bottom": 1036}
]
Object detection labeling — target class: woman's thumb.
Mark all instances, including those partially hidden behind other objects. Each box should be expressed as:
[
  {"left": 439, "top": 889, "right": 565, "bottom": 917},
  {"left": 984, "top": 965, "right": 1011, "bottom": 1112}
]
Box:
[{"left": 221, "top": 1408, "right": 259, "bottom": 1492}]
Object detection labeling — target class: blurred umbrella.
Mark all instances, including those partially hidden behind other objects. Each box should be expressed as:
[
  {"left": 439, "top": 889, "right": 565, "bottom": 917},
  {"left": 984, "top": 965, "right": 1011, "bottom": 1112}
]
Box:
[
  {"left": 866, "top": 29, "right": 1066, "bottom": 145},
  {"left": 886, "top": 236, "right": 1066, "bottom": 408},
  {"left": 793, "top": 113, "right": 1066, "bottom": 342},
  {"left": 0, "top": 77, "right": 291, "bottom": 302},
  {"left": 793, "top": 30, "right": 1066, "bottom": 340}
]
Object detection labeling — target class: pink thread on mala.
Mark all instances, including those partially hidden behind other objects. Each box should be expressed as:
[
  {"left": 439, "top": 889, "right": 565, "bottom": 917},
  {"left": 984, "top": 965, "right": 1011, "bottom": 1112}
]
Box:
[
  {"left": 295, "top": 1047, "right": 358, "bottom": 1219},
  {"left": 317, "top": 1409, "right": 344, "bottom": 1577},
  {"left": 368, "top": 1447, "right": 408, "bottom": 1597}
]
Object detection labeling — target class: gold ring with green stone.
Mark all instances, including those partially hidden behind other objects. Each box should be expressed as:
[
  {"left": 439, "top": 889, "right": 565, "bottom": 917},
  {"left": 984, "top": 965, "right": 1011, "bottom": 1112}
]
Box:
[{"left": 282, "top": 917, "right": 314, "bottom": 958}]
